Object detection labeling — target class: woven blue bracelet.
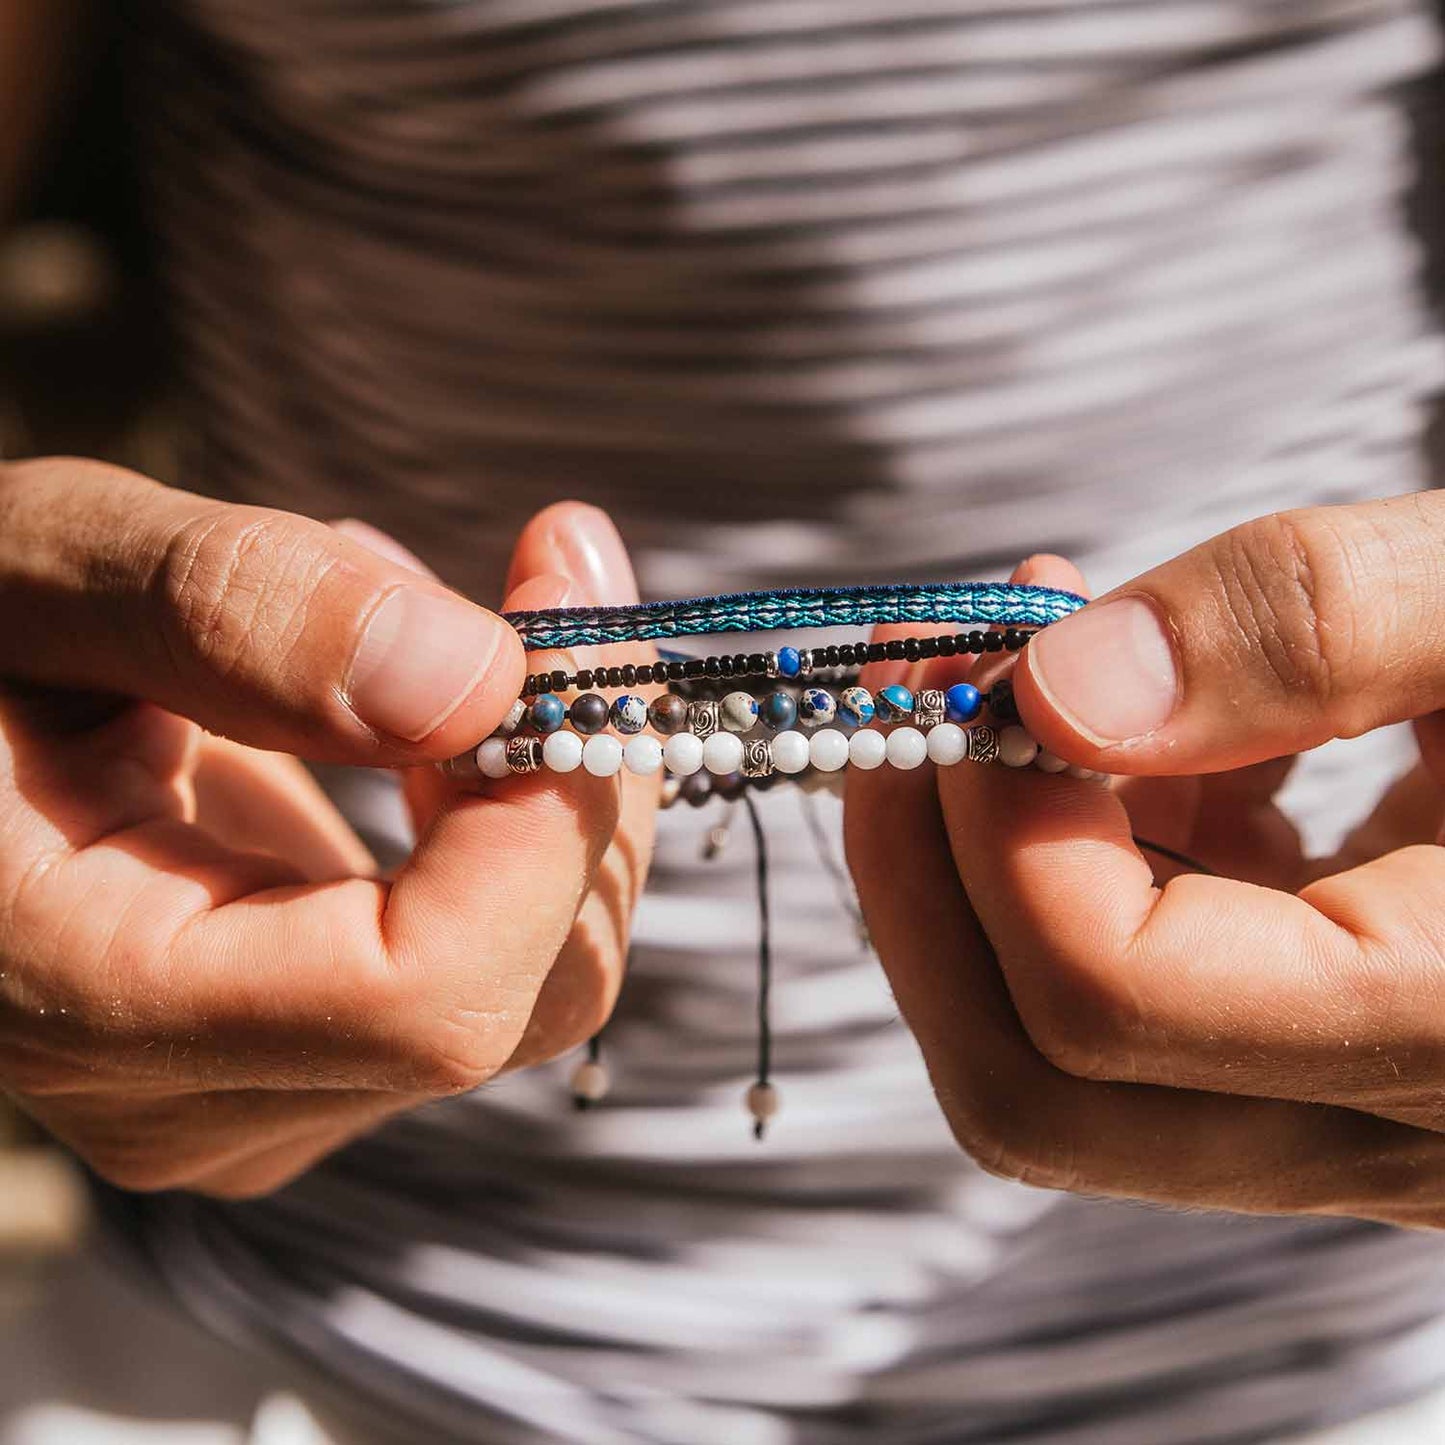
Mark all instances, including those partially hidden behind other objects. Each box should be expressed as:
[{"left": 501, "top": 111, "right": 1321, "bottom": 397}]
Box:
[{"left": 502, "top": 582, "right": 1086, "bottom": 652}]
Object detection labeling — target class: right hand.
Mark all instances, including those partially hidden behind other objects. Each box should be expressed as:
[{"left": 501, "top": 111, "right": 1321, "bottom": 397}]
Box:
[{"left": 0, "top": 457, "right": 655, "bottom": 1196}]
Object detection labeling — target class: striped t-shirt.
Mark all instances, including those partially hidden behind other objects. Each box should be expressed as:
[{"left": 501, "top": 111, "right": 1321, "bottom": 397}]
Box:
[{"left": 106, "top": 1, "right": 1445, "bottom": 1441}]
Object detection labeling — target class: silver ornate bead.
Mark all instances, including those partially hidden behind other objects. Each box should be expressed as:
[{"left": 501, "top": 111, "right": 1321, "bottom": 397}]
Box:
[
  {"left": 741, "top": 738, "right": 775, "bottom": 778},
  {"left": 966, "top": 725, "right": 1000, "bottom": 765},
  {"left": 505, "top": 735, "right": 544, "bottom": 774},
  {"left": 915, "top": 688, "right": 945, "bottom": 730},
  {"left": 688, "top": 699, "right": 720, "bottom": 739}
]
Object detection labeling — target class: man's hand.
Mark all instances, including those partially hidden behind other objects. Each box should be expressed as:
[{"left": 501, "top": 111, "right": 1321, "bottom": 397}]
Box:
[
  {"left": 0, "top": 458, "right": 654, "bottom": 1196},
  {"left": 847, "top": 494, "right": 1445, "bottom": 1228}
]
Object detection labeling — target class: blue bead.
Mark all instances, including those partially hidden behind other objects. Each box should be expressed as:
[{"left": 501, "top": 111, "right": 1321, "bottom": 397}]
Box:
[
  {"left": 528, "top": 693, "right": 567, "bottom": 734},
  {"left": 875, "top": 683, "right": 915, "bottom": 722},
  {"left": 777, "top": 646, "right": 801, "bottom": 678},
  {"left": 759, "top": 690, "right": 798, "bottom": 731},
  {"left": 944, "top": 683, "right": 982, "bottom": 724},
  {"left": 610, "top": 694, "right": 649, "bottom": 735},
  {"left": 837, "top": 685, "right": 875, "bottom": 728},
  {"left": 799, "top": 687, "right": 837, "bottom": 725}
]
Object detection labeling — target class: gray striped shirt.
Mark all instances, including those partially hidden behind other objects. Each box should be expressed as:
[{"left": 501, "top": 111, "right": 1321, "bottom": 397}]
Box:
[{"left": 107, "top": 1, "right": 1445, "bottom": 1440}]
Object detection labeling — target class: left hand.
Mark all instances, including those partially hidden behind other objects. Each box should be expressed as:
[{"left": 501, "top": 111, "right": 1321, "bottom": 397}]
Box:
[{"left": 846, "top": 494, "right": 1445, "bottom": 1228}]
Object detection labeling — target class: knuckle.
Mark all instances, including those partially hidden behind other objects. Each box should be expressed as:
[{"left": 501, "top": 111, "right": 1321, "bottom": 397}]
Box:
[
  {"left": 943, "top": 1082, "right": 1079, "bottom": 1193},
  {"left": 1214, "top": 510, "right": 1368, "bottom": 716},
  {"left": 1009, "top": 950, "right": 1145, "bottom": 1084}
]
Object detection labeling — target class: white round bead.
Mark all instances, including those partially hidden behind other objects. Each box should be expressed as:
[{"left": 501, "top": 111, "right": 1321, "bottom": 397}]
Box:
[
  {"left": 998, "top": 725, "right": 1040, "bottom": 768},
  {"left": 746, "top": 1081, "right": 780, "bottom": 1122},
  {"left": 1035, "top": 749, "right": 1069, "bottom": 774},
  {"left": 809, "top": 729, "right": 849, "bottom": 772},
  {"left": 925, "top": 721, "right": 969, "bottom": 766},
  {"left": 885, "top": 726, "right": 928, "bottom": 770},
  {"left": 541, "top": 730, "right": 584, "bottom": 773},
  {"left": 847, "top": 728, "right": 887, "bottom": 770},
  {"left": 664, "top": 732, "right": 705, "bottom": 776},
  {"left": 582, "top": 733, "right": 624, "bottom": 777},
  {"left": 476, "top": 737, "right": 511, "bottom": 779},
  {"left": 771, "top": 730, "right": 811, "bottom": 774},
  {"left": 703, "top": 731, "right": 745, "bottom": 775},
  {"left": 570, "top": 1060, "right": 610, "bottom": 1103},
  {"left": 623, "top": 734, "right": 664, "bottom": 776}
]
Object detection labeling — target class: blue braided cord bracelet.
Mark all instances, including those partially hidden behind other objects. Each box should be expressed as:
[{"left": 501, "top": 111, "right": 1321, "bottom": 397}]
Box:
[{"left": 503, "top": 582, "right": 1086, "bottom": 652}]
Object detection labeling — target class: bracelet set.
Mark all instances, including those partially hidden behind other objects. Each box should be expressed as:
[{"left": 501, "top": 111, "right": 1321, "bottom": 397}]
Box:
[{"left": 441, "top": 582, "right": 1091, "bottom": 1136}]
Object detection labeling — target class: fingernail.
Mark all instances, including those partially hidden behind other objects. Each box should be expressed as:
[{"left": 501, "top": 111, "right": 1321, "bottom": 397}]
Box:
[
  {"left": 347, "top": 588, "right": 506, "bottom": 742},
  {"left": 330, "top": 518, "right": 437, "bottom": 579},
  {"left": 1026, "top": 595, "right": 1178, "bottom": 745},
  {"left": 542, "top": 505, "right": 638, "bottom": 605},
  {"left": 504, "top": 572, "right": 574, "bottom": 612}
]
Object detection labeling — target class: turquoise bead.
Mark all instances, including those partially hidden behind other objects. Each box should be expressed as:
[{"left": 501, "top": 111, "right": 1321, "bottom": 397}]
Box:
[
  {"left": 875, "top": 683, "right": 915, "bottom": 722},
  {"left": 528, "top": 693, "right": 567, "bottom": 734}
]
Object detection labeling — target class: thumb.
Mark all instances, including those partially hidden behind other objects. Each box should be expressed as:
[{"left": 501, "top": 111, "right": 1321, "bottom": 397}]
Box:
[
  {"left": 0, "top": 458, "right": 524, "bottom": 763},
  {"left": 1014, "top": 492, "right": 1445, "bottom": 774}
]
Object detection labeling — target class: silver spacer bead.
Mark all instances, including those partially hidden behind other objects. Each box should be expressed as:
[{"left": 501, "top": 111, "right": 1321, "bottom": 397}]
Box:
[
  {"left": 506, "top": 735, "right": 544, "bottom": 774},
  {"left": 764, "top": 650, "right": 780, "bottom": 679},
  {"left": 688, "top": 699, "right": 720, "bottom": 739},
  {"left": 741, "top": 737, "right": 775, "bottom": 778},
  {"left": 966, "top": 724, "right": 1000, "bottom": 765},
  {"left": 915, "top": 688, "right": 945, "bottom": 730},
  {"left": 796, "top": 648, "right": 813, "bottom": 676}
]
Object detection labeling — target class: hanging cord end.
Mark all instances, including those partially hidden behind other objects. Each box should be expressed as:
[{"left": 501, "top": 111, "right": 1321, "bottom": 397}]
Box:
[
  {"left": 570, "top": 1036, "right": 610, "bottom": 1111},
  {"left": 746, "top": 1081, "right": 780, "bottom": 1141}
]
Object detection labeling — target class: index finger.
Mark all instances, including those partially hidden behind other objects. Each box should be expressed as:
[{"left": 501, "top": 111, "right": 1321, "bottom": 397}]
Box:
[{"left": 937, "top": 743, "right": 1445, "bottom": 1115}]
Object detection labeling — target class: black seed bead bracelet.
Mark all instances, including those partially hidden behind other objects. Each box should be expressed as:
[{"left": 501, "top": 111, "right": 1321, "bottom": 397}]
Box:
[{"left": 519, "top": 628, "right": 1036, "bottom": 699}]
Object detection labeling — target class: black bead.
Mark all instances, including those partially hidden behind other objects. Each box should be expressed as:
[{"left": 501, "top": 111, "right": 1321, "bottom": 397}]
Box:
[
  {"left": 668, "top": 661, "right": 686, "bottom": 681},
  {"left": 748, "top": 653, "right": 767, "bottom": 673},
  {"left": 705, "top": 658, "right": 721, "bottom": 678},
  {"left": 570, "top": 692, "right": 610, "bottom": 735},
  {"left": 983, "top": 632, "right": 1003, "bottom": 652},
  {"left": 904, "top": 638, "right": 921, "bottom": 661},
  {"left": 919, "top": 636, "right": 939, "bottom": 658},
  {"left": 868, "top": 642, "right": 887, "bottom": 662},
  {"left": 621, "top": 665, "right": 637, "bottom": 686},
  {"left": 886, "top": 640, "right": 905, "bottom": 661},
  {"left": 651, "top": 661, "right": 668, "bottom": 683},
  {"left": 684, "top": 660, "right": 705, "bottom": 679},
  {"left": 967, "top": 631, "right": 987, "bottom": 653},
  {"left": 937, "top": 635, "right": 957, "bottom": 656},
  {"left": 733, "top": 654, "right": 750, "bottom": 673},
  {"left": 550, "top": 670, "right": 569, "bottom": 692},
  {"left": 989, "top": 678, "right": 1019, "bottom": 723},
  {"left": 575, "top": 669, "right": 593, "bottom": 690},
  {"left": 822, "top": 645, "right": 838, "bottom": 666}
]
